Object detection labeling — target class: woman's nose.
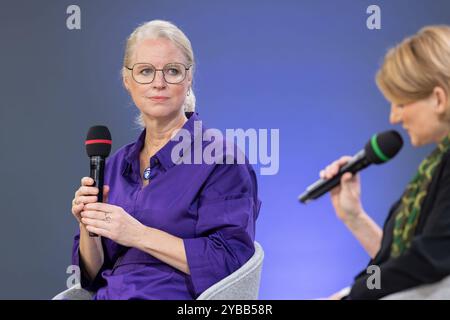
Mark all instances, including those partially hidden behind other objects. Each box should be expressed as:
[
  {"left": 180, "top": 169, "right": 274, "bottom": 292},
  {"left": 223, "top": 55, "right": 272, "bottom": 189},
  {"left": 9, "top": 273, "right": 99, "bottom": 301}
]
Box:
[{"left": 152, "top": 70, "right": 167, "bottom": 88}]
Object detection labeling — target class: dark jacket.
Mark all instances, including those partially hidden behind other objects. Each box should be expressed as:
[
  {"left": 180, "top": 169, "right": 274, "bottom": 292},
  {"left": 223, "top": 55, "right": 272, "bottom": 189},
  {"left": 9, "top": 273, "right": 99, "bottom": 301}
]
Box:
[{"left": 348, "top": 150, "right": 450, "bottom": 299}]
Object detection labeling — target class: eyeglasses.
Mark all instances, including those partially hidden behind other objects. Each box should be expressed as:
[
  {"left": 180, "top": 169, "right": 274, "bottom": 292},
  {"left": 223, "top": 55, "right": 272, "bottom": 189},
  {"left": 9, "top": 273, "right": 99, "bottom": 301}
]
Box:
[{"left": 125, "top": 63, "right": 191, "bottom": 84}]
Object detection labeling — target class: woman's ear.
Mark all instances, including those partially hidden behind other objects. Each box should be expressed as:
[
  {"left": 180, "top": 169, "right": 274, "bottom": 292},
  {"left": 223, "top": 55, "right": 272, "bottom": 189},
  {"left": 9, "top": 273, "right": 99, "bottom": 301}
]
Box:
[
  {"left": 433, "top": 86, "right": 449, "bottom": 117},
  {"left": 122, "top": 73, "right": 131, "bottom": 92},
  {"left": 185, "top": 67, "right": 193, "bottom": 87}
]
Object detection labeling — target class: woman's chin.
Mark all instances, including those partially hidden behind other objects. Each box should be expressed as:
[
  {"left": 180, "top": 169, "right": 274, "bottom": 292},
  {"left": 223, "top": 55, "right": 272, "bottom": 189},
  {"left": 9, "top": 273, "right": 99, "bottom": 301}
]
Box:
[
  {"left": 409, "top": 136, "right": 426, "bottom": 147},
  {"left": 410, "top": 137, "right": 420, "bottom": 147},
  {"left": 141, "top": 104, "right": 180, "bottom": 119}
]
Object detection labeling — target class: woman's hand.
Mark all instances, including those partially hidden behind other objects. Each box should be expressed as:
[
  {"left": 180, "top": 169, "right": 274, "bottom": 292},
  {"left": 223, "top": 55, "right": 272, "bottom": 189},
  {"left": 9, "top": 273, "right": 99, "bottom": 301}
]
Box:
[
  {"left": 320, "top": 157, "right": 383, "bottom": 258},
  {"left": 319, "top": 156, "right": 364, "bottom": 223},
  {"left": 71, "top": 177, "right": 110, "bottom": 224},
  {"left": 80, "top": 202, "right": 145, "bottom": 248}
]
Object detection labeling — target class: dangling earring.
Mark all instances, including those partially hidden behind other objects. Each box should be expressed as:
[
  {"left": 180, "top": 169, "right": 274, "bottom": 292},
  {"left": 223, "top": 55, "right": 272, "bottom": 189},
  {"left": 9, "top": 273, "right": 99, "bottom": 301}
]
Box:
[{"left": 187, "top": 87, "right": 191, "bottom": 96}]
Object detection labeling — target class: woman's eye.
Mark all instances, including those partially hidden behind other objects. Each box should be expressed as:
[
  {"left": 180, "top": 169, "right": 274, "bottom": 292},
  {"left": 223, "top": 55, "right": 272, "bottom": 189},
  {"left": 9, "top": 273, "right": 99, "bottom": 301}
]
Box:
[
  {"left": 140, "top": 68, "right": 154, "bottom": 76},
  {"left": 166, "top": 68, "right": 180, "bottom": 76}
]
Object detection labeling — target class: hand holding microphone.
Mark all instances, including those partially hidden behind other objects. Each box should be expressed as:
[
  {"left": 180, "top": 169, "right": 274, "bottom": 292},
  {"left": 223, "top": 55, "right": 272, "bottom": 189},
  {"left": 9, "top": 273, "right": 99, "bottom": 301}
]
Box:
[
  {"left": 71, "top": 177, "right": 110, "bottom": 225},
  {"left": 299, "top": 130, "right": 404, "bottom": 209},
  {"left": 320, "top": 155, "right": 365, "bottom": 222},
  {"left": 71, "top": 126, "right": 112, "bottom": 237}
]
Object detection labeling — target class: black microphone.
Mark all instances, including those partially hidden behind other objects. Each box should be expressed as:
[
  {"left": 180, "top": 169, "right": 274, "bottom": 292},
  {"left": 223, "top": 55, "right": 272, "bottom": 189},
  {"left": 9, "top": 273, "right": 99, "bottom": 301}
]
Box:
[
  {"left": 85, "top": 126, "right": 112, "bottom": 237},
  {"left": 298, "top": 130, "right": 403, "bottom": 204}
]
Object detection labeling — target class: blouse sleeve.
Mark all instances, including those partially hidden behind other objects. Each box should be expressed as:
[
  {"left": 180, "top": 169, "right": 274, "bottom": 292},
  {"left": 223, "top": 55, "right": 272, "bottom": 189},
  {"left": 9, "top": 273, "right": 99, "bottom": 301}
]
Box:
[
  {"left": 183, "top": 162, "right": 261, "bottom": 297},
  {"left": 71, "top": 232, "right": 112, "bottom": 292},
  {"left": 71, "top": 158, "right": 116, "bottom": 292}
]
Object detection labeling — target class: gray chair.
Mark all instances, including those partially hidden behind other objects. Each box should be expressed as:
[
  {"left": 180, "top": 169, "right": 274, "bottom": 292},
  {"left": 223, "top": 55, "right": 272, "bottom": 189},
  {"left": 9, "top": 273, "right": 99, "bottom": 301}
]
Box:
[
  {"left": 52, "top": 283, "right": 94, "bottom": 300},
  {"left": 197, "top": 241, "right": 264, "bottom": 300},
  {"left": 52, "top": 241, "right": 264, "bottom": 300},
  {"left": 381, "top": 274, "right": 450, "bottom": 300}
]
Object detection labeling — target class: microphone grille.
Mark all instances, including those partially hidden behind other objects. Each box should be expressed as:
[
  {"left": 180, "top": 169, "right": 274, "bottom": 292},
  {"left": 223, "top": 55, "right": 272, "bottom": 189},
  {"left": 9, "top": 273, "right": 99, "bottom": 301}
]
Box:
[
  {"left": 85, "top": 125, "right": 112, "bottom": 157},
  {"left": 365, "top": 130, "right": 403, "bottom": 164}
]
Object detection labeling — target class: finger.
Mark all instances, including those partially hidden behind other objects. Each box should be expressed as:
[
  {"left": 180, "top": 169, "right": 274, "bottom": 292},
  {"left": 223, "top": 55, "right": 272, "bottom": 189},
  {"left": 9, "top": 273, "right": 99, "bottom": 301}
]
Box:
[
  {"left": 81, "top": 177, "right": 94, "bottom": 186},
  {"left": 77, "top": 195, "right": 98, "bottom": 204},
  {"left": 330, "top": 162, "right": 341, "bottom": 176},
  {"left": 73, "top": 210, "right": 83, "bottom": 220},
  {"left": 345, "top": 172, "right": 360, "bottom": 184},
  {"left": 326, "top": 164, "right": 339, "bottom": 179},
  {"left": 72, "top": 203, "right": 84, "bottom": 214},
  {"left": 328, "top": 157, "right": 352, "bottom": 178},
  {"left": 85, "top": 202, "right": 116, "bottom": 212},
  {"left": 324, "top": 165, "right": 331, "bottom": 179},
  {"left": 332, "top": 157, "right": 352, "bottom": 174},
  {"left": 81, "top": 210, "right": 106, "bottom": 220},
  {"left": 338, "top": 155, "right": 353, "bottom": 164},
  {"left": 85, "top": 225, "right": 110, "bottom": 238},
  {"left": 341, "top": 172, "right": 353, "bottom": 183},
  {"left": 340, "top": 173, "right": 354, "bottom": 191},
  {"left": 81, "top": 217, "right": 110, "bottom": 229},
  {"left": 79, "top": 186, "right": 99, "bottom": 196},
  {"left": 103, "top": 185, "right": 110, "bottom": 203},
  {"left": 319, "top": 170, "right": 325, "bottom": 179}
]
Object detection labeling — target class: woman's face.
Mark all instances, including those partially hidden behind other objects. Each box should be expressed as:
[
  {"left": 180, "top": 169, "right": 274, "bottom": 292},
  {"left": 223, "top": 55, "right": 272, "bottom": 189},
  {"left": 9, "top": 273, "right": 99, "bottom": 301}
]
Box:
[
  {"left": 123, "top": 38, "right": 192, "bottom": 120},
  {"left": 390, "top": 87, "right": 449, "bottom": 146}
]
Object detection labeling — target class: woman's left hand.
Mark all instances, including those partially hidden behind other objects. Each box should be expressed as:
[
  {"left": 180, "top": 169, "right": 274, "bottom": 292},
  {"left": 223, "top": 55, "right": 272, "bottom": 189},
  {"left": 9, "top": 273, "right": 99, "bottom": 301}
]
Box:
[{"left": 81, "top": 202, "right": 145, "bottom": 248}]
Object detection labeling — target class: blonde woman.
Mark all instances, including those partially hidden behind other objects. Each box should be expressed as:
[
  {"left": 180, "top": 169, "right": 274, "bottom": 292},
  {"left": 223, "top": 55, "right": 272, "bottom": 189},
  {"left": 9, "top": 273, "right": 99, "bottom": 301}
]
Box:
[
  {"left": 324, "top": 25, "right": 450, "bottom": 299},
  {"left": 70, "top": 20, "right": 261, "bottom": 299}
]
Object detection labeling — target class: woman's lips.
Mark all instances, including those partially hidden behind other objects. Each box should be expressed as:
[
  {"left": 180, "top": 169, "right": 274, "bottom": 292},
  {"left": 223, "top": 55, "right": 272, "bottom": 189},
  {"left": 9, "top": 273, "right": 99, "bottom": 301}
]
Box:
[{"left": 149, "top": 96, "right": 170, "bottom": 102}]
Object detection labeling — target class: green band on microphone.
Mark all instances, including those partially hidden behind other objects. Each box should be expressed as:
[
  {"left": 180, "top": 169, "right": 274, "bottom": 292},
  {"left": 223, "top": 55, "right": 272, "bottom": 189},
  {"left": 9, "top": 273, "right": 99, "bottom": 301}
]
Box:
[{"left": 371, "top": 134, "right": 390, "bottom": 162}]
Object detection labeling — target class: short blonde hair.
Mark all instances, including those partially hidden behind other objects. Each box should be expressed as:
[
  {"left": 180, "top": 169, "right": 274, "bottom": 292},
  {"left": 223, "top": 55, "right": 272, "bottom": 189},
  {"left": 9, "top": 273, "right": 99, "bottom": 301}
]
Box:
[
  {"left": 122, "top": 20, "right": 196, "bottom": 127},
  {"left": 376, "top": 25, "right": 450, "bottom": 109}
]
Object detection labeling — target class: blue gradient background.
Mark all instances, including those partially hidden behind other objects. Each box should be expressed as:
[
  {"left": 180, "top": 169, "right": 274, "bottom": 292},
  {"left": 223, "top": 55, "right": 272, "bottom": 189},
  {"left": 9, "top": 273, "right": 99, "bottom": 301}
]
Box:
[{"left": 0, "top": 0, "right": 449, "bottom": 299}]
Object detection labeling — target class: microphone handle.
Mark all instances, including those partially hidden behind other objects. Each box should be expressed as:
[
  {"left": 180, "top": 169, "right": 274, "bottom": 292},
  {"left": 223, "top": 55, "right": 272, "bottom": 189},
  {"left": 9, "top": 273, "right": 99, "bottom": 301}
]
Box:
[
  {"left": 299, "top": 150, "right": 371, "bottom": 203},
  {"left": 88, "top": 156, "right": 105, "bottom": 237}
]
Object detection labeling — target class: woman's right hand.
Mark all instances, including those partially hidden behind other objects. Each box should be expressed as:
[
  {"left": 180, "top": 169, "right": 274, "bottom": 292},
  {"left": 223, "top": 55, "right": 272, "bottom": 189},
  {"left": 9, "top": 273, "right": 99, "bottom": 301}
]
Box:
[
  {"left": 319, "top": 156, "right": 364, "bottom": 223},
  {"left": 71, "top": 177, "right": 110, "bottom": 224}
]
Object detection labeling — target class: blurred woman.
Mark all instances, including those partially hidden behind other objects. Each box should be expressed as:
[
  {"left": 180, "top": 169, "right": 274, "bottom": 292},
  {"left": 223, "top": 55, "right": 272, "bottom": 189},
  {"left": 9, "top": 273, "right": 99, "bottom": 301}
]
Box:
[{"left": 324, "top": 25, "right": 450, "bottom": 299}]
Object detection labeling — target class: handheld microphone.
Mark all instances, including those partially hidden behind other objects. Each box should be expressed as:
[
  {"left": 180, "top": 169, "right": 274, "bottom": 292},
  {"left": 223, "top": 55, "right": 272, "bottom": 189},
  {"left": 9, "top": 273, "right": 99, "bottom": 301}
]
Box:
[
  {"left": 85, "top": 126, "right": 112, "bottom": 237},
  {"left": 298, "top": 130, "right": 403, "bottom": 204}
]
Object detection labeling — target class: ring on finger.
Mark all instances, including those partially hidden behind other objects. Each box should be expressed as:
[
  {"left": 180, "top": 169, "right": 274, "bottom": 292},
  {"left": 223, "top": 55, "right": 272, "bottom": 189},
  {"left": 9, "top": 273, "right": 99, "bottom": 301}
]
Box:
[{"left": 104, "top": 212, "right": 112, "bottom": 223}]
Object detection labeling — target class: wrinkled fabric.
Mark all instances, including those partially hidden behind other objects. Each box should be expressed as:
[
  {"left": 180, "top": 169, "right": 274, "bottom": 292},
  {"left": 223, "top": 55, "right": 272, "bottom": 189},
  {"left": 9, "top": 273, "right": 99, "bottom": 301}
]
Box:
[{"left": 72, "top": 112, "right": 261, "bottom": 299}]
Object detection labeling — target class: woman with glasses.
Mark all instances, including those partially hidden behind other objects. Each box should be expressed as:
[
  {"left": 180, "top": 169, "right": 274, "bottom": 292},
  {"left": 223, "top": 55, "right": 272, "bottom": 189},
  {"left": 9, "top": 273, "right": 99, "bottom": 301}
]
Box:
[
  {"left": 69, "top": 20, "right": 261, "bottom": 299},
  {"left": 323, "top": 25, "right": 450, "bottom": 299}
]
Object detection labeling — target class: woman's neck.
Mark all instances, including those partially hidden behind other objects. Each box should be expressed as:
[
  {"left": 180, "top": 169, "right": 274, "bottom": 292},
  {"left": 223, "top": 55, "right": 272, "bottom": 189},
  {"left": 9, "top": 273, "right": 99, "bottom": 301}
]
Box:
[{"left": 142, "top": 111, "right": 188, "bottom": 157}]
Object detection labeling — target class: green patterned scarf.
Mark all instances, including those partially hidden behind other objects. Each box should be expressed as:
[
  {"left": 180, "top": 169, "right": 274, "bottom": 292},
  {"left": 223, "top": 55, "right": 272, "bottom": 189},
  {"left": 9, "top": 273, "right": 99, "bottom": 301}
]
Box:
[{"left": 391, "top": 134, "right": 450, "bottom": 258}]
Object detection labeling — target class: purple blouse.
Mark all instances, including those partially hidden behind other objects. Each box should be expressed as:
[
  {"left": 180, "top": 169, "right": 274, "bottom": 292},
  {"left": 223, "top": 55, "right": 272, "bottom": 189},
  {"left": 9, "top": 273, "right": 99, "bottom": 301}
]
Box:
[{"left": 72, "top": 112, "right": 261, "bottom": 299}]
